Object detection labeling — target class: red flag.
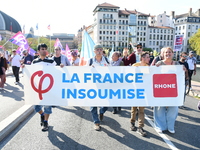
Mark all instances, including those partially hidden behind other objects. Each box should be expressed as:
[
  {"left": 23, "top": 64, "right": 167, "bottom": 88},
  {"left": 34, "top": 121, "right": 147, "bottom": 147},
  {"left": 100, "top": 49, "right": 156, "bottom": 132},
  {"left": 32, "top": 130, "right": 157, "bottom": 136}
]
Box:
[{"left": 47, "top": 25, "right": 50, "bottom": 30}]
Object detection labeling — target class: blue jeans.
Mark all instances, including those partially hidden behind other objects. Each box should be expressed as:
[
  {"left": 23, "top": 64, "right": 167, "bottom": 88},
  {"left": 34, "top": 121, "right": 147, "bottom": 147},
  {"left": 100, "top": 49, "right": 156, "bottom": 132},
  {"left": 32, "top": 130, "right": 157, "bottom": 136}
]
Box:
[
  {"left": 90, "top": 107, "right": 108, "bottom": 124},
  {"left": 154, "top": 106, "right": 178, "bottom": 131},
  {"left": 34, "top": 105, "right": 52, "bottom": 114}
]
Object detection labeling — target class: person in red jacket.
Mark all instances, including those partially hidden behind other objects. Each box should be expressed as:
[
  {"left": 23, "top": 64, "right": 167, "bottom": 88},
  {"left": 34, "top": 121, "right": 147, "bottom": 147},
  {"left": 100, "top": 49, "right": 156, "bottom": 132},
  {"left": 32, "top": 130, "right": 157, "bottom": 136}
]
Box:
[{"left": 122, "top": 43, "right": 143, "bottom": 66}]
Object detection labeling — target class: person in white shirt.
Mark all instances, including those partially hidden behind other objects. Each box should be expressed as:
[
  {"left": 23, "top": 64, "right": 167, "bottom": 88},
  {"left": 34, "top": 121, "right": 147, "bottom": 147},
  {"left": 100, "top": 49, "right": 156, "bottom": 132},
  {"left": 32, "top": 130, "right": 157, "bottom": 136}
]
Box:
[
  {"left": 10, "top": 49, "right": 21, "bottom": 85},
  {"left": 186, "top": 51, "right": 197, "bottom": 90},
  {"left": 86, "top": 44, "right": 110, "bottom": 131}
]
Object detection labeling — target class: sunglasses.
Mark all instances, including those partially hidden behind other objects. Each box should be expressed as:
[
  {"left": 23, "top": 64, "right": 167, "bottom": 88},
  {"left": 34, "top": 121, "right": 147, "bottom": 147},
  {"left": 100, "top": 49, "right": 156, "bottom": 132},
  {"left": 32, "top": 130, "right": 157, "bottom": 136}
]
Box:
[
  {"left": 182, "top": 56, "right": 187, "bottom": 58},
  {"left": 137, "top": 47, "right": 142, "bottom": 49},
  {"left": 95, "top": 48, "right": 103, "bottom": 51}
]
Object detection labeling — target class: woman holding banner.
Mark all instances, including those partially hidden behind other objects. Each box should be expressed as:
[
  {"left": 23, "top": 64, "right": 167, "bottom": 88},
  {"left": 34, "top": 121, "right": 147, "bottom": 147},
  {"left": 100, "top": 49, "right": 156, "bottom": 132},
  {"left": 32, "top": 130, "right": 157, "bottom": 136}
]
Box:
[
  {"left": 154, "top": 47, "right": 180, "bottom": 134},
  {"left": 111, "top": 51, "right": 124, "bottom": 114}
]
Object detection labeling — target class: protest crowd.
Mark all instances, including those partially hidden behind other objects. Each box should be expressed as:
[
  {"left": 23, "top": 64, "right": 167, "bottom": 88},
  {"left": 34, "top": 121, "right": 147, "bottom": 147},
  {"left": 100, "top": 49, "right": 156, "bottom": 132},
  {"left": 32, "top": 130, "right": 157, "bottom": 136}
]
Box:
[{"left": 0, "top": 31, "right": 199, "bottom": 137}]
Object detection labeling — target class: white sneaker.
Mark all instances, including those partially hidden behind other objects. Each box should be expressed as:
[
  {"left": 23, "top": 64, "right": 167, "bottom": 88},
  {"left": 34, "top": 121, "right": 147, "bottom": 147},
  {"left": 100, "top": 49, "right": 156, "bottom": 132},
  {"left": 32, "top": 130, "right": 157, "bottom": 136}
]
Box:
[
  {"left": 168, "top": 130, "right": 175, "bottom": 134},
  {"left": 15, "top": 82, "right": 18, "bottom": 85}
]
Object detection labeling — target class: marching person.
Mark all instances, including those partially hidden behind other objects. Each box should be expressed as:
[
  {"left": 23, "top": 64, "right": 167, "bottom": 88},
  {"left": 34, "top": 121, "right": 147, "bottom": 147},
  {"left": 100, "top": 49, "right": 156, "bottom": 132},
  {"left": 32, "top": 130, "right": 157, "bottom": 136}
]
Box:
[
  {"left": 10, "top": 49, "right": 21, "bottom": 85},
  {"left": 31, "top": 43, "right": 57, "bottom": 131},
  {"left": 0, "top": 51, "right": 7, "bottom": 90},
  {"left": 86, "top": 43, "right": 110, "bottom": 131},
  {"left": 71, "top": 51, "right": 80, "bottom": 66},
  {"left": 130, "top": 51, "right": 150, "bottom": 137},
  {"left": 178, "top": 52, "right": 189, "bottom": 109},
  {"left": 154, "top": 47, "right": 181, "bottom": 134},
  {"left": 122, "top": 43, "right": 143, "bottom": 66},
  {"left": 111, "top": 51, "right": 124, "bottom": 114},
  {"left": 52, "top": 46, "right": 71, "bottom": 67},
  {"left": 21, "top": 50, "right": 34, "bottom": 65},
  {"left": 186, "top": 51, "right": 197, "bottom": 91}
]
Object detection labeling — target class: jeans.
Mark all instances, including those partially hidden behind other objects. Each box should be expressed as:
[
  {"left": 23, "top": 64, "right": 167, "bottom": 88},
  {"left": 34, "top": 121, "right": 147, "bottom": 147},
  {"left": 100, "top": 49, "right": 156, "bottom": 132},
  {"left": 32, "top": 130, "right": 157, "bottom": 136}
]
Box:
[
  {"left": 188, "top": 70, "right": 194, "bottom": 88},
  {"left": 154, "top": 106, "right": 178, "bottom": 131},
  {"left": 90, "top": 107, "right": 108, "bottom": 124},
  {"left": 35, "top": 105, "right": 52, "bottom": 114},
  {"left": 12, "top": 66, "right": 20, "bottom": 82}
]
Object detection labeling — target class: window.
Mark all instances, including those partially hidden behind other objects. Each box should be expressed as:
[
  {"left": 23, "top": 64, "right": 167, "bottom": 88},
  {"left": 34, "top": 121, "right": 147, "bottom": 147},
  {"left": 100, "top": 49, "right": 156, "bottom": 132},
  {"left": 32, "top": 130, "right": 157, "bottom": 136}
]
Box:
[
  {"left": 183, "top": 26, "right": 185, "bottom": 29},
  {"left": 103, "top": 31, "right": 105, "bottom": 34},
  {"left": 122, "top": 31, "right": 124, "bottom": 35},
  {"left": 100, "top": 31, "right": 102, "bottom": 34},
  {"left": 99, "top": 36, "right": 102, "bottom": 40},
  {"left": 157, "top": 29, "right": 159, "bottom": 33},
  {"left": 107, "top": 31, "right": 109, "bottom": 35},
  {"left": 167, "top": 35, "right": 170, "bottom": 40},
  {"left": 144, "top": 27, "right": 146, "bottom": 30},
  {"left": 140, "top": 37, "right": 142, "bottom": 41},
  {"left": 168, "top": 30, "right": 170, "bottom": 34},
  {"left": 107, "top": 26, "right": 109, "bottom": 29},
  {"left": 171, "top": 35, "right": 173, "bottom": 40},
  {"left": 150, "top": 29, "right": 152, "bottom": 33},
  {"left": 153, "top": 29, "right": 156, "bottom": 33},
  {"left": 153, "top": 34, "right": 155, "bottom": 40},
  {"left": 196, "top": 25, "right": 198, "bottom": 30},
  {"left": 167, "top": 41, "right": 169, "bottom": 46},
  {"left": 119, "top": 31, "right": 121, "bottom": 35},
  {"left": 188, "top": 25, "right": 191, "bottom": 29},
  {"left": 119, "top": 26, "right": 121, "bottom": 30},
  {"left": 100, "top": 25, "right": 102, "bottom": 29},
  {"left": 171, "top": 42, "right": 173, "bottom": 46},
  {"left": 160, "top": 35, "right": 163, "bottom": 40},
  {"left": 149, "top": 34, "right": 152, "bottom": 39},
  {"left": 143, "top": 38, "right": 146, "bottom": 41},
  {"left": 188, "top": 32, "right": 190, "bottom": 37},
  {"left": 164, "top": 41, "right": 166, "bottom": 46},
  {"left": 179, "top": 26, "right": 181, "bottom": 30},
  {"left": 157, "top": 41, "right": 159, "bottom": 46},
  {"left": 144, "top": 32, "right": 146, "bottom": 36},
  {"left": 110, "top": 26, "right": 112, "bottom": 29},
  {"left": 153, "top": 41, "right": 155, "bottom": 45},
  {"left": 149, "top": 41, "right": 152, "bottom": 45},
  {"left": 160, "top": 20, "right": 162, "bottom": 23},
  {"left": 100, "top": 19, "right": 102, "bottom": 23},
  {"left": 137, "top": 32, "right": 139, "bottom": 36},
  {"left": 110, "top": 31, "right": 112, "bottom": 35},
  {"left": 171, "top": 30, "right": 173, "bottom": 34},
  {"left": 176, "top": 27, "right": 177, "bottom": 30},
  {"left": 160, "top": 41, "right": 162, "bottom": 46},
  {"left": 103, "top": 25, "right": 105, "bottom": 29},
  {"left": 157, "top": 35, "right": 159, "bottom": 40},
  {"left": 161, "top": 30, "right": 163, "bottom": 33},
  {"left": 140, "top": 32, "right": 142, "bottom": 36}
]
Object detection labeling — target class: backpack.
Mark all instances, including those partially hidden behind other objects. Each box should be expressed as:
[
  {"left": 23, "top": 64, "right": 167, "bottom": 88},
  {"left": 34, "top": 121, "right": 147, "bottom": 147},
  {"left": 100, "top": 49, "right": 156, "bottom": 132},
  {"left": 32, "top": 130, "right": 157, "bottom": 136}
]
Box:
[{"left": 89, "top": 57, "right": 110, "bottom": 66}]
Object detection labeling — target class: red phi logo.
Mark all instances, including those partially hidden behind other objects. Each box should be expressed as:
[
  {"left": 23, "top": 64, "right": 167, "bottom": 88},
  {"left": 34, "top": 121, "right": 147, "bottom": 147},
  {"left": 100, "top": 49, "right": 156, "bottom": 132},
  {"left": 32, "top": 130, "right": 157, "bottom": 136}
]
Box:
[
  {"left": 30, "top": 71, "right": 54, "bottom": 100},
  {"left": 153, "top": 74, "right": 178, "bottom": 97}
]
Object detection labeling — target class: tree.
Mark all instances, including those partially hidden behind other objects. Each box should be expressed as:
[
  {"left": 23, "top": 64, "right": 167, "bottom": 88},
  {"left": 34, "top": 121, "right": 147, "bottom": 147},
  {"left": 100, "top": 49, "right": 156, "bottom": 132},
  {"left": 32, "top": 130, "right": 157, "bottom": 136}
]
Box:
[
  {"left": 189, "top": 28, "right": 200, "bottom": 55},
  {"left": 0, "top": 40, "right": 18, "bottom": 52},
  {"left": 143, "top": 48, "right": 153, "bottom": 52}
]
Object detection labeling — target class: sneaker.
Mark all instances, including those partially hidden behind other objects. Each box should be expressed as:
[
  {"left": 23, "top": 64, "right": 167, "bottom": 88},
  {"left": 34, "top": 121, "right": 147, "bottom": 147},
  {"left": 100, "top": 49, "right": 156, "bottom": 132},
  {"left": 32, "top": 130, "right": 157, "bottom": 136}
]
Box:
[
  {"left": 137, "top": 127, "right": 147, "bottom": 137},
  {"left": 40, "top": 115, "right": 44, "bottom": 126},
  {"left": 99, "top": 113, "right": 104, "bottom": 121},
  {"left": 15, "top": 82, "right": 18, "bottom": 85},
  {"left": 42, "top": 121, "right": 49, "bottom": 131},
  {"left": 94, "top": 123, "right": 101, "bottom": 131},
  {"left": 130, "top": 123, "right": 137, "bottom": 131},
  {"left": 168, "top": 130, "right": 175, "bottom": 134}
]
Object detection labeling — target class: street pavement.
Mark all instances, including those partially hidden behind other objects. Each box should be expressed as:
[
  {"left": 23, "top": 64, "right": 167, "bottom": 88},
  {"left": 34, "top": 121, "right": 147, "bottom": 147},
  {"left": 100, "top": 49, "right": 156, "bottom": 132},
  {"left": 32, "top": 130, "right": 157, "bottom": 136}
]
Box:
[{"left": 0, "top": 69, "right": 199, "bottom": 150}]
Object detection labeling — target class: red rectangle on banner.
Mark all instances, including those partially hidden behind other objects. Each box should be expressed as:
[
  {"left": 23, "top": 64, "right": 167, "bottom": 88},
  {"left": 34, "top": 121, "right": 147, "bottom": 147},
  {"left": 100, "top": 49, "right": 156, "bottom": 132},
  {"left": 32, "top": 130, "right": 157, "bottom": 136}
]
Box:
[{"left": 153, "top": 74, "right": 178, "bottom": 97}]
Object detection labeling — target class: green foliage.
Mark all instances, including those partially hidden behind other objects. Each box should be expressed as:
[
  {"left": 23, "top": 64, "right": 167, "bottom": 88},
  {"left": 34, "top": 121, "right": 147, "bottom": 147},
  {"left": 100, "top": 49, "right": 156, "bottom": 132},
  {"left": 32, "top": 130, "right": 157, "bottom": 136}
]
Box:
[
  {"left": 189, "top": 28, "right": 200, "bottom": 55},
  {"left": 153, "top": 50, "right": 159, "bottom": 57},
  {"left": 143, "top": 48, "right": 153, "bottom": 52},
  {"left": 0, "top": 40, "right": 18, "bottom": 51}
]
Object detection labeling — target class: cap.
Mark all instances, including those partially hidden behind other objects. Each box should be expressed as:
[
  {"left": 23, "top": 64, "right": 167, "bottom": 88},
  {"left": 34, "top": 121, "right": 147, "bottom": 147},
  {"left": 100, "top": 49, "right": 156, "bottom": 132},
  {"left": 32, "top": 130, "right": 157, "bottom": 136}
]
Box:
[
  {"left": 189, "top": 51, "right": 194, "bottom": 55},
  {"left": 94, "top": 44, "right": 103, "bottom": 50},
  {"left": 136, "top": 43, "right": 142, "bottom": 47},
  {"left": 12, "top": 49, "right": 16, "bottom": 52},
  {"left": 71, "top": 51, "right": 78, "bottom": 56},
  {"left": 22, "top": 50, "right": 28, "bottom": 53}
]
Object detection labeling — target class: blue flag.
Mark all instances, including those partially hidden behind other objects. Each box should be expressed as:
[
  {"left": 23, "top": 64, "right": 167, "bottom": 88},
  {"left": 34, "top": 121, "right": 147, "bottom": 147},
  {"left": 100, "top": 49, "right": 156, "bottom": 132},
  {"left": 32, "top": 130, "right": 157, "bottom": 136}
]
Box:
[{"left": 36, "top": 23, "right": 38, "bottom": 30}]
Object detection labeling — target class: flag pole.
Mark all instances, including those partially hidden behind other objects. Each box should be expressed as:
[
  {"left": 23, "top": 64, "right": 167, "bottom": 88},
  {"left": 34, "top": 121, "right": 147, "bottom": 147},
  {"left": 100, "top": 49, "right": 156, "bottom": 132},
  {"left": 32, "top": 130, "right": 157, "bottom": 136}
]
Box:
[{"left": 50, "top": 30, "right": 51, "bottom": 53}]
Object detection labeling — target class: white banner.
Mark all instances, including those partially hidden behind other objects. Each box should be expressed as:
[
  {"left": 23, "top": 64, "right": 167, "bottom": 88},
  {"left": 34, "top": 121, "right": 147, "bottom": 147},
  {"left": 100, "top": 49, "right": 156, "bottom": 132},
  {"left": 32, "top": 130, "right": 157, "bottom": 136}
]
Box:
[{"left": 24, "top": 66, "right": 185, "bottom": 106}]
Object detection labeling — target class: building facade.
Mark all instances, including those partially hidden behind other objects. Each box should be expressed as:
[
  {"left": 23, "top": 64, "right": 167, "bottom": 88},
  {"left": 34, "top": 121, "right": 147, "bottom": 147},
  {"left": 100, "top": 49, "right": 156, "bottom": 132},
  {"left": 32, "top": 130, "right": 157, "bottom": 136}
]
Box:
[{"left": 47, "top": 33, "right": 75, "bottom": 49}]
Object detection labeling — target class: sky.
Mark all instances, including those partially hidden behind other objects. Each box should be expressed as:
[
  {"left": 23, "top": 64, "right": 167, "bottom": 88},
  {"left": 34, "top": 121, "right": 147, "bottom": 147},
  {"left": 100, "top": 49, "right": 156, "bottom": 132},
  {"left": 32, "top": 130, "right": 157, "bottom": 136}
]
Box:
[{"left": 0, "top": 0, "right": 199, "bottom": 36}]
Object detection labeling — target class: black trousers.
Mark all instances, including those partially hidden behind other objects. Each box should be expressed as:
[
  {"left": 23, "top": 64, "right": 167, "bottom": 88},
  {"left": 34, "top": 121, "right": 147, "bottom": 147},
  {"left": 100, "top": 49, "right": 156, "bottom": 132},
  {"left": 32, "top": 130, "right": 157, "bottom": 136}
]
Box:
[
  {"left": 12, "top": 66, "right": 20, "bottom": 82},
  {"left": 188, "top": 70, "right": 194, "bottom": 88}
]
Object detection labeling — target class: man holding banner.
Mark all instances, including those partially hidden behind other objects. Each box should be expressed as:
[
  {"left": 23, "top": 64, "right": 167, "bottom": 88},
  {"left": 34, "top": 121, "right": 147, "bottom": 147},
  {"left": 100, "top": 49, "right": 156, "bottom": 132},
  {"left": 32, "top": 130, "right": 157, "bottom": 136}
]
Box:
[
  {"left": 52, "top": 46, "right": 71, "bottom": 67},
  {"left": 31, "top": 43, "right": 56, "bottom": 131},
  {"left": 87, "top": 44, "right": 110, "bottom": 131},
  {"left": 130, "top": 51, "right": 150, "bottom": 137}
]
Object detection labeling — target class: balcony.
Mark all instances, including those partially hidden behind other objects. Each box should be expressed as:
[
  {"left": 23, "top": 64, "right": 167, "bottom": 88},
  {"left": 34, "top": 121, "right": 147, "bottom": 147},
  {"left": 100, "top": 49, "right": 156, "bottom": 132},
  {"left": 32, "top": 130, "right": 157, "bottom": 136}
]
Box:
[
  {"left": 103, "top": 16, "right": 113, "bottom": 19},
  {"left": 99, "top": 22, "right": 117, "bottom": 24},
  {"left": 129, "top": 23, "right": 137, "bottom": 26}
]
